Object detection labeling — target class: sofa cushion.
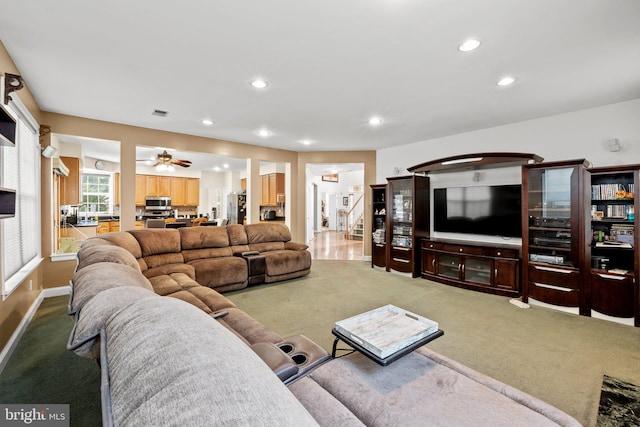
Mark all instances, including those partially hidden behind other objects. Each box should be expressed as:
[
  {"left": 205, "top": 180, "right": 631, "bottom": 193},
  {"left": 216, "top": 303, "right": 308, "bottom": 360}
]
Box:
[
  {"left": 227, "top": 224, "right": 248, "bottom": 245},
  {"left": 180, "top": 226, "right": 230, "bottom": 249},
  {"left": 69, "top": 263, "right": 153, "bottom": 314},
  {"left": 187, "top": 257, "right": 248, "bottom": 291},
  {"left": 245, "top": 223, "right": 292, "bottom": 243},
  {"left": 293, "top": 348, "right": 581, "bottom": 427},
  {"left": 182, "top": 246, "right": 233, "bottom": 263},
  {"left": 67, "top": 286, "right": 157, "bottom": 358},
  {"left": 248, "top": 241, "right": 286, "bottom": 253},
  {"left": 142, "top": 262, "right": 195, "bottom": 280},
  {"left": 101, "top": 297, "right": 319, "bottom": 427},
  {"left": 263, "top": 250, "right": 312, "bottom": 277},
  {"left": 128, "top": 229, "right": 182, "bottom": 257},
  {"left": 76, "top": 244, "right": 140, "bottom": 272},
  {"left": 148, "top": 272, "right": 237, "bottom": 314}
]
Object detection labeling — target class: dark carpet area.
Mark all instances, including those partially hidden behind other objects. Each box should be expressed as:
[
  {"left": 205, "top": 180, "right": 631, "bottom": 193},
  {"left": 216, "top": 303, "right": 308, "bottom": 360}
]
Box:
[
  {"left": 0, "top": 296, "right": 101, "bottom": 427},
  {"left": 598, "top": 375, "right": 640, "bottom": 427}
]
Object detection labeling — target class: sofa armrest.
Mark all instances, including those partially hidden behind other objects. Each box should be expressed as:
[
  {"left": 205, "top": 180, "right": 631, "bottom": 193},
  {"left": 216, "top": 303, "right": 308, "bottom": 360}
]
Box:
[
  {"left": 284, "top": 242, "right": 309, "bottom": 251},
  {"left": 250, "top": 342, "right": 299, "bottom": 382}
]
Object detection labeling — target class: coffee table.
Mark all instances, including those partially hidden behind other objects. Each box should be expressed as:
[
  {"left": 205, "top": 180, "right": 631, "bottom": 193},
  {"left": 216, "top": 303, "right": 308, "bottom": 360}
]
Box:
[{"left": 331, "top": 305, "right": 444, "bottom": 366}]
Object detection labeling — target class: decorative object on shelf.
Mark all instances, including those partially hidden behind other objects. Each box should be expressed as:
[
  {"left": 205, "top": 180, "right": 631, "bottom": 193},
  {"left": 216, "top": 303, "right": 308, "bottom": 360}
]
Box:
[{"left": 3, "top": 73, "right": 24, "bottom": 105}]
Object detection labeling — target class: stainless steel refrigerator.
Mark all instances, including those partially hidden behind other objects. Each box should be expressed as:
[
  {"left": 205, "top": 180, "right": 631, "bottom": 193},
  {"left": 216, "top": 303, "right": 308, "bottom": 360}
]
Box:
[{"left": 227, "top": 192, "right": 246, "bottom": 224}]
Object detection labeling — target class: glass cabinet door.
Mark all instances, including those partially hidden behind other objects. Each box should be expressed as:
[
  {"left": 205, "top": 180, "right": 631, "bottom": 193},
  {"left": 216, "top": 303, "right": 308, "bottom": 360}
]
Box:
[
  {"left": 390, "top": 179, "right": 413, "bottom": 247},
  {"left": 527, "top": 167, "right": 575, "bottom": 266}
]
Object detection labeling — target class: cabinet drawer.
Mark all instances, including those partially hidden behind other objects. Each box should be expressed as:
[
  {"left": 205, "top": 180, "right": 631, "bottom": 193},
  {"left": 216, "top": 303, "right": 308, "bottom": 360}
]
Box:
[
  {"left": 389, "top": 255, "right": 413, "bottom": 273},
  {"left": 483, "top": 247, "right": 518, "bottom": 259},
  {"left": 591, "top": 272, "right": 634, "bottom": 318},
  {"left": 528, "top": 264, "right": 581, "bottom": 291},
  {"left": 422, "top": 241, "right": 443, "bottom": 250},
  {"left": 443, "top": 244, "right": 482, "bottom": 255},
  {"left": 390, "top": 246, "right": 412, "bottom": 261}
]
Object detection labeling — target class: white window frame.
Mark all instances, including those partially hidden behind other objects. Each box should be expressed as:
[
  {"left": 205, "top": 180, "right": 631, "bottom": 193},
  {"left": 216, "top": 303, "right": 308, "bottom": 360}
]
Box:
[
  {"left": 0, "top": 94, "right": 42, "bottom": 300},
  {"left": 80, "top": 172, "right": 115, "bottom": 216}
]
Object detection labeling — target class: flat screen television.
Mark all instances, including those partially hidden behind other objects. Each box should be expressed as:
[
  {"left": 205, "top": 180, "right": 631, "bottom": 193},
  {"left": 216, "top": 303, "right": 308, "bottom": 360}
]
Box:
[{"left": 433, "top": 184, "right": 522, "bottom": 238}]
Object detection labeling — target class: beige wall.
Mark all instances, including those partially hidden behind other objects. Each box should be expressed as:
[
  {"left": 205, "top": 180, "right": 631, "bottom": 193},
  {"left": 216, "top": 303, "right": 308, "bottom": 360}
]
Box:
[{"left": 297, "top": 151, "right": 376, "bottom": 256}]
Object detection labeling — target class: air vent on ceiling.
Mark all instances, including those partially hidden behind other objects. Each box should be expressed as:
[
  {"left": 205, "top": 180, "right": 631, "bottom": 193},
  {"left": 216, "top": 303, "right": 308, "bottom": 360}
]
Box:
[{"left": 152, "top": 109, "right": 169, "bottom": 117}]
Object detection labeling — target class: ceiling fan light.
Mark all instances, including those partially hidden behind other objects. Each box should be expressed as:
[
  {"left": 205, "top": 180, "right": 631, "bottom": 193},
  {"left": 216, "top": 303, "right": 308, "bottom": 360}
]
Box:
[
  {"left": 250, "top": 79, "right": 268, "bottom": 89},
  {"left": 458, "top": 39, "right": 481, "bottom": 52}
]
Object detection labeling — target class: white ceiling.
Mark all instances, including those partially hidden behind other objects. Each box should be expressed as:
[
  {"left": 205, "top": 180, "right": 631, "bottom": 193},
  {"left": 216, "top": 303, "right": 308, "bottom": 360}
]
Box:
[{"left": 1, "top": 0, "right": 639, "bottom": 156}]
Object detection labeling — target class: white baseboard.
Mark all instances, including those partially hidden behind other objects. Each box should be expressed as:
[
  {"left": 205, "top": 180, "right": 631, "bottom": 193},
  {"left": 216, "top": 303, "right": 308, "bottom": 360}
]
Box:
[{"left": 0, "top": 286, "right": 71, "bottom": 374}]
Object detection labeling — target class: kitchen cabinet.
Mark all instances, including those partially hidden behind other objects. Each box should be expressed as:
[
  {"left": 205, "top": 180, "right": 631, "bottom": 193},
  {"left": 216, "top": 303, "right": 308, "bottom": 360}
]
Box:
[
  {"left": 136, "top": 175, "right": 199, "bottom": 207},
  {"left": 135, "top": 175, "right": 146, "bottom": 206},
  {"left": 241, "top": 178, "right": 246, "bottom": 191},
  {"left": 96, "top": 222, "right": 110, "bottom": 235},
  {"left": 260, "top": 173, "right": 284, "bottom": 206},
  {"left": 59, "top": 156, "right": 81, "bottom": 205},
  {"left": 146, "top": 175, "right": 170, "bottom": 197},
  {"left": 185, "top": 178, "right": 199, "bottom": 206},
  {"left": 171, "top": 177, "right": 186, "bottom": 206}
]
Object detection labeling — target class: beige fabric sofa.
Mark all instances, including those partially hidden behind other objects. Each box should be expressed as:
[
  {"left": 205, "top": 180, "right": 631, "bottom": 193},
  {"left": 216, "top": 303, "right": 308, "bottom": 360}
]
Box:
[{"left": 68, "top": 229, "right": 581, "bottom": 427}]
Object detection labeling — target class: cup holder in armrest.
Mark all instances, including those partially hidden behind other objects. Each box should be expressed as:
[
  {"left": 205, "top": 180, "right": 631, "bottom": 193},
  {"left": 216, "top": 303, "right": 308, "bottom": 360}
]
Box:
[
  {"left": 291, "top": 353, "right": 308, "bottom": 365},
  {"left": 279, "top": 343, "right": 294, "bottom": 354},
  {"left": 276, "top": 334, "right": 331, "bottom": 383}
]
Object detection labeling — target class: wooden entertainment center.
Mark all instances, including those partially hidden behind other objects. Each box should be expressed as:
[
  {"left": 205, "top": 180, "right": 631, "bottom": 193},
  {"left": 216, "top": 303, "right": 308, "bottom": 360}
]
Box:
[
  {"left": 421, "top": 240, "right": 520, "bottom": 297},
  {"left": 370, "top": 153, "right": 640, "bottom": 327}
]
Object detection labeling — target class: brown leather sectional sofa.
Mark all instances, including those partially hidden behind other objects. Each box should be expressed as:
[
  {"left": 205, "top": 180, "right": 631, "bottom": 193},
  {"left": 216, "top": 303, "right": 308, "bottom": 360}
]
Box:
[{"left": 67, "top": 222, "right": 581, "bottom": 426}]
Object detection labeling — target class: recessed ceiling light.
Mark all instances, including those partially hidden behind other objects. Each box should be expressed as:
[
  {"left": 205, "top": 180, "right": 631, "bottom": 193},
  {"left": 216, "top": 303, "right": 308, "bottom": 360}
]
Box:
[
  {"left": 214, "top": 166, "right": 221, "bottom": 172},
  {"left": 223, "top": 163, "right": 229, "bottom": 169},
  {"left": 202, "top": 119, "right": 214, "bottom": 126},
  {"left": 497, "top": 76, "right": 516, "bottom": 86},
  {"left": 258, "top": 129, "right": 271, "bottom": 137},
  {"left": 250, "top": 79, "right": 268, "bottom": 89},
  {"left": 458, "top": 39, "right": 481, "bottom": 52},
  {"left": 368, "top": 116, "right": 383, "bottom": 126},
  {"left": 300, "top": 139, "right": 312, "bottom": 146}
]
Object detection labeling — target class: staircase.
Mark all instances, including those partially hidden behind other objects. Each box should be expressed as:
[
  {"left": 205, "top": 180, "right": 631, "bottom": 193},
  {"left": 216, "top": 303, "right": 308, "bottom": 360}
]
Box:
[{"left": 349, "top": 217, "right": 364, "bottom": 240}]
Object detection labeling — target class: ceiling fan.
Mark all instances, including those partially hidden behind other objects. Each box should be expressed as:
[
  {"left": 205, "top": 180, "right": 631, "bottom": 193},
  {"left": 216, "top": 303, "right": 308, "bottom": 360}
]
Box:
[{"left": 138, "top": 150, "right": 192, "bottom": 170}]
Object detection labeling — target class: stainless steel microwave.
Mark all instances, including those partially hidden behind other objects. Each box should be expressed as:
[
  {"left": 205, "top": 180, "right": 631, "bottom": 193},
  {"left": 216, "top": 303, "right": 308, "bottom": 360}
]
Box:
[{"left": 145, "top": 196, "right": 171, "bottom": 210}]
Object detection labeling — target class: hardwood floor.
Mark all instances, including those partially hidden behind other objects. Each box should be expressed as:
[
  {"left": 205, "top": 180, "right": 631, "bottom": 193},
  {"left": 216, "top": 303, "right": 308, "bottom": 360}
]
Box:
[{"left": 308, "top": 229, "right": 363, "bottom": 260}]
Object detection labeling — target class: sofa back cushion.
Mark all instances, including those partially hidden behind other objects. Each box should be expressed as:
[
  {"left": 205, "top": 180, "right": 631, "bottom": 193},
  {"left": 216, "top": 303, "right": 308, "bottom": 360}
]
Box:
[
  {"left": 128, "top": 229, "right": 184, "bottom": 268},
  {"left": 180, "top": 227, "right": 233, "bottom": 262},
  {"left": 248, "top": 241, "right": 286, "bottom": 253},
  {"left": 245, "top": 223, "right": 292, "bottom": 243},
  {"left": 67, "top": 286, "right": 157, "bottom": 358},
  {"left": 101, "top": 297, "right": 320, "bottom": 427},
  {"left": 89, "top": 231, "right": 143, "bottom": 259},
  {"left": 69, "top": 263, "right": 153, "bottom": 314},
  {"left": 76, "top": 244, "right": 140, "bottom": 272}
]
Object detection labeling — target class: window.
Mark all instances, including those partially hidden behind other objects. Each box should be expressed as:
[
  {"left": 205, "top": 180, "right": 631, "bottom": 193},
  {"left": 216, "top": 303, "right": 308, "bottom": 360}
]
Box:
[
  {"left": 1, "top": 99, "right": 41, "bottom": 299},
  {"left": 79, "top": 173, "right": 113, "bottom": 215}
]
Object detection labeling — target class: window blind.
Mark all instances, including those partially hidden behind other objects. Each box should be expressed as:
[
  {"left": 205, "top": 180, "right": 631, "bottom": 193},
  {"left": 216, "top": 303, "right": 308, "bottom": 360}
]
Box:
[{"left": 1, "top": 101, "right": 41, "bottom": 299}]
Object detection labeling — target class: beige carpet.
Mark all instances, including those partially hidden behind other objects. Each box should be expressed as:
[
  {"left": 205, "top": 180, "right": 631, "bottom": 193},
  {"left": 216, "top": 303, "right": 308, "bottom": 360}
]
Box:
[{"left": 226, "top": 260, "right": 640, "bottom": 427}]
